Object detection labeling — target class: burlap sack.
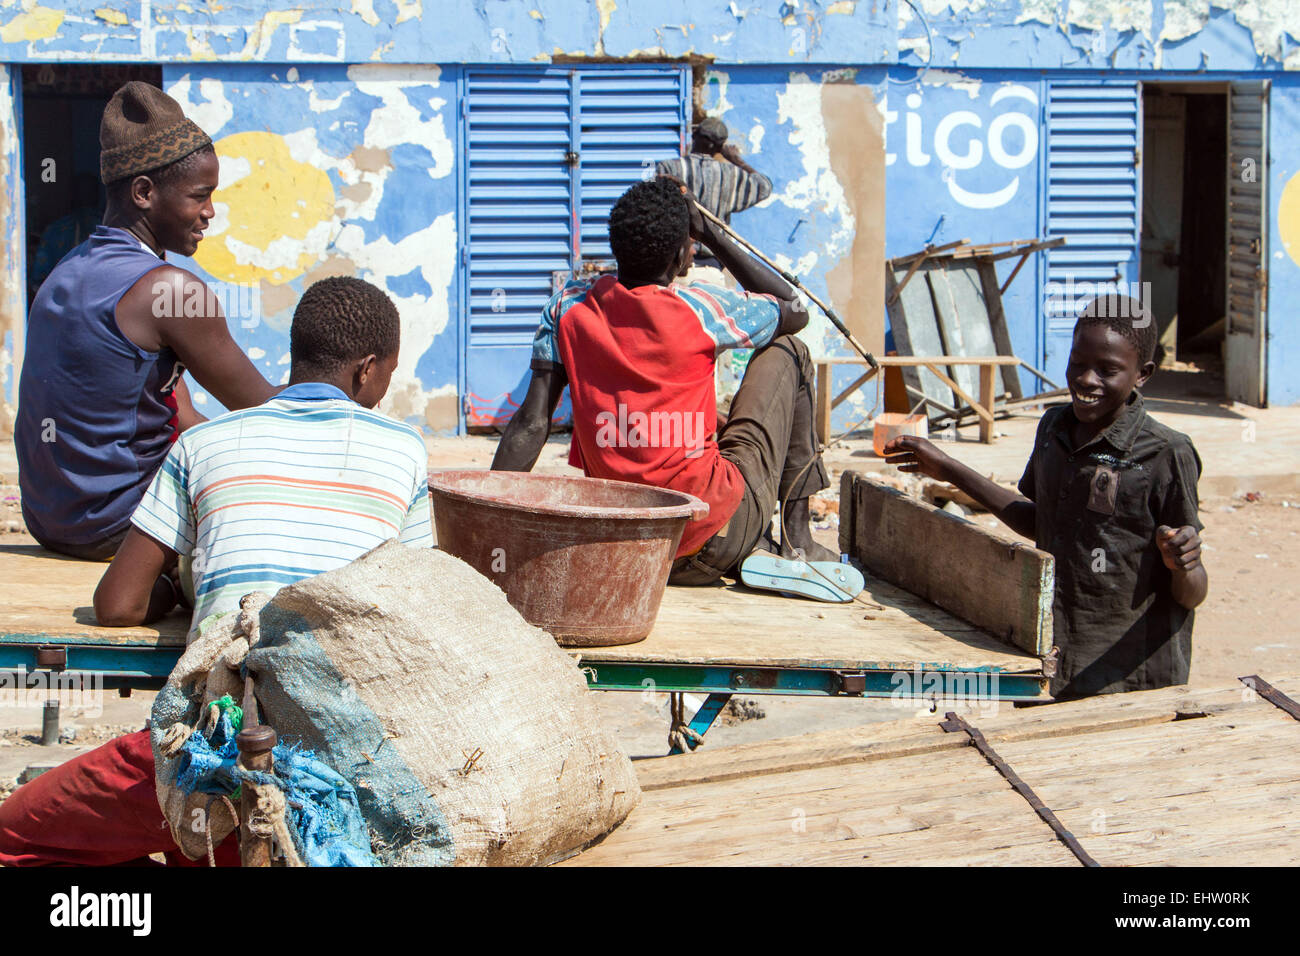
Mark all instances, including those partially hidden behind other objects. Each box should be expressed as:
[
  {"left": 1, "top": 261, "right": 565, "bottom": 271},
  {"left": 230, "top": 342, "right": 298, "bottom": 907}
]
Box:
[{"left": 154, "top": 541, "right": 640, "bottom": 866}]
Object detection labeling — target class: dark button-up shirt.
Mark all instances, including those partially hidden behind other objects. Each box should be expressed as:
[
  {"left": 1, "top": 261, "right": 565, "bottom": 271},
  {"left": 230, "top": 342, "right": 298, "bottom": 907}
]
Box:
[{"left": 1018, "top": 392, "right": 1204, "bottom": 698}]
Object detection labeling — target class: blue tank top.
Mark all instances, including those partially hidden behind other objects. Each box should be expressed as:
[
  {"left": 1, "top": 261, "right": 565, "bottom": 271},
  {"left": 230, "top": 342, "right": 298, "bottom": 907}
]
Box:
[{"left": 16, "top": 226, "right": 184, "bottom": 547}]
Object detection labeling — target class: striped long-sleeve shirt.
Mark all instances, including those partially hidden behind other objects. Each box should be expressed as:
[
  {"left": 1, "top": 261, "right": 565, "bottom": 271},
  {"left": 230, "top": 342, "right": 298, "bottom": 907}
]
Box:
[
  {"left": 132, "top": 382, "right": 432, "bottom": 639},
  {"left": 655, "top": 154, "right": 772, "bottom": 223}
]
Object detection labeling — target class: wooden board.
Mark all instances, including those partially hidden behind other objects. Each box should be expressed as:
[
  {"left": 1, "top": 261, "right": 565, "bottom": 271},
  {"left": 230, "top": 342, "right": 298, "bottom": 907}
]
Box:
[
  {"left": 974, "top": 259, "right": 1024, "bottom": 399},
  {"left": 839, "top": 470, "right": 1053, "bottom": 657},
  {"left": 563, "top": 676, "right": 1300, "bottom": 866},
  {"left": 579, "top": 573, "right": 1041, "bottom": 674},
  {"left": 0, "top": 541, "right": 1041, "bottom": 677},
  {"left": 0, "top": 544, "right": 187, "bottom": 647}
]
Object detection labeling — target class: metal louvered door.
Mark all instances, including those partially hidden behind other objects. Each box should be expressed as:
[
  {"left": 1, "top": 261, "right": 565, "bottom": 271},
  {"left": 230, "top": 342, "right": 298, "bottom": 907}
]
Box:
[
  {"left": 463, "top": 69, "right": 577, "bottom": 428},
  {"left": 1040, "top": 82, "right": 1142, "bottom": 385},
  {"left": 1225, "top": 81, "right": 1268, "bottom": 407},
  {"left": 462, "top": 66, "right": 688, "bottom": 429},
  {"left": 576, "top": 68, "right": 690, "bottom": 265}
]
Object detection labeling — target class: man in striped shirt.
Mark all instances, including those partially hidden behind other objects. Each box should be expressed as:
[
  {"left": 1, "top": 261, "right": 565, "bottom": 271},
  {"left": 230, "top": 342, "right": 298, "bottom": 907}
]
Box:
[
  {"left": 655, "top": 117, "right": 772, "bottom": 225},
  {"left": 0, "top": 278, "right": 429, "bottom": 867}
]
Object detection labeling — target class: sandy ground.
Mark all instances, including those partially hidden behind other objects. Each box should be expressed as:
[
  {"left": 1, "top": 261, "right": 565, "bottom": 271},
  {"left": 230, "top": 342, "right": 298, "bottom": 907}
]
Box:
[{"left": 3, "top": 418, "right": 1297, "bottom": 786}]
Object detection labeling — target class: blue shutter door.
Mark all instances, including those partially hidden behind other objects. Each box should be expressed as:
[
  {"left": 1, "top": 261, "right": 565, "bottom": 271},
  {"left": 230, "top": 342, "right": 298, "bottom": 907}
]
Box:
[
  {"left": 577, "top": 68, "right": 689, "bottom": 263},
  {"left": 463, "top": 66, "right": 688, "bottom": 429},
  {"left": 463, "top": 69, "right": 576, "bottom": 427},
  {"left": 1040, "top": 82, "right": 1142, "bottom": 384}
]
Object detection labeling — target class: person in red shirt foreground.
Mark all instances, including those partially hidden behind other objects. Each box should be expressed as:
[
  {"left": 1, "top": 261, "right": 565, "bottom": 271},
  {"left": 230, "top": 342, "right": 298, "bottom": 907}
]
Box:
[{"left": 492, "top": 177, "right": 862, "bottom": 600}]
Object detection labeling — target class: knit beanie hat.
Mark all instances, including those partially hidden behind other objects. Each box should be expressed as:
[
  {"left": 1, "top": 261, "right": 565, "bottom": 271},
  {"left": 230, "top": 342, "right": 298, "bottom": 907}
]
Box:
[{"left": 100, "top": 81, "right": 213, "bottom": 185}]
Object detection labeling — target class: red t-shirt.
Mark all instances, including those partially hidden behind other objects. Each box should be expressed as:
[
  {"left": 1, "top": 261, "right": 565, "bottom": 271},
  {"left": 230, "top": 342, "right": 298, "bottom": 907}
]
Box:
[{"left": 531, "top": 275, "right": 780, "bottom": 557}]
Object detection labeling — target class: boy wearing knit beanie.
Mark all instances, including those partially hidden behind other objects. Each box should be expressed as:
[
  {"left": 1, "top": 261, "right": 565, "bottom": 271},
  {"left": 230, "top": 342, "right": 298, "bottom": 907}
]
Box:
[{"left": 15, "top": 82, "right": 279, "bottom": 562}]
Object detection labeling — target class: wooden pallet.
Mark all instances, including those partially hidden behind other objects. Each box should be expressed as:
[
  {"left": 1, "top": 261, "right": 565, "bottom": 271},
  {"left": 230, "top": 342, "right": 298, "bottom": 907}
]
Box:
[{"left": 562, "top": 675, "right": 1300, "bottom": 866}]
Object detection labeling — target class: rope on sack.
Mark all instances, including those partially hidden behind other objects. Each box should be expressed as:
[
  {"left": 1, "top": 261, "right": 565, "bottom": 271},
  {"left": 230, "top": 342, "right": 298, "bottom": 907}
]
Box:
[
  {"left": 243, "top": 780, "right": 305, "bottom": 868},
  {"left": 203, "top": 794, "right": 239, "bottom": 868}
]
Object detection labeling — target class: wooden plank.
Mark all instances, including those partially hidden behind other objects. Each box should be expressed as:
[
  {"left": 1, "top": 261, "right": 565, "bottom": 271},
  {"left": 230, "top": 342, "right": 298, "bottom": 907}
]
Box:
[
  {"left": 839, "top": 471, "right": 1053, "bottom": 657},
  {"left": 4, "top": 541, "right": 1041, "bottom": 678},
  {"left": 979, "top": 364, "right": 996, "bottom": 443},
  {"left": 579, "top": 574, "right": 1042, "bottom": 674},
  {"left": 0, "top": 544, "right": 188, "bottom": 647},
  {"left": 815, "top": 360, "right": 832, "bottom": 444},
  {"left": 564, "top": 746, "right": 1079, "bottom": 867},
  {"left": 565, "top": 676, "right": 1300, "bottom": 866},
  {"left": 976, "top": 259, "right": 1025, "bottom": 399},
  {"left": 817, "top": 355, "right": 1021, "bottom": 366}
]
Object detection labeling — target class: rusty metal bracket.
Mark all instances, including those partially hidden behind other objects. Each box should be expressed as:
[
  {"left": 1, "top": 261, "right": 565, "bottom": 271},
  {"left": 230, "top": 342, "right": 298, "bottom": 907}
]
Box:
[
  {"left": 35, "top": 645, "right": 67, "bottom": 670},
  {"left": 1042, "top": 646, "right": 1060, "bottom": 679},
  {"left": 1240, "top": 674, "right": 1300, "bottom": 722},
  {"left": 940, "top": 711, "right": 1099, "bottom": 867},
  {"left": 835, "top": 671, "right": 867, "bottom": 696}
]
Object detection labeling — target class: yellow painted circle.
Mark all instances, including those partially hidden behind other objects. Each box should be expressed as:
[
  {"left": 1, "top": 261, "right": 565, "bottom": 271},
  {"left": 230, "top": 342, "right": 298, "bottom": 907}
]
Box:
[
  {"left": 194, "top": 131, "right": 335, "bottom": 286},
  {"left": 1278, "top": 172, "right": 1300, "bottom": 268}
]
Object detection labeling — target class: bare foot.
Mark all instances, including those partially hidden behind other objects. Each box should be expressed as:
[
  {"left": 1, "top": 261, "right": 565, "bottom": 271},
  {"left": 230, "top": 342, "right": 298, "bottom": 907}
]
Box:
[{"left": 780, "top": 498, "right": 839, "bottom": 562}]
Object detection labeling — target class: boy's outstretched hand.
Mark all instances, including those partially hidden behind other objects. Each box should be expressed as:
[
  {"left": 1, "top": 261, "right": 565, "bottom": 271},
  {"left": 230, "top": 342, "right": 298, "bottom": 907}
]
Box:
[
  {"left": 1156, "top": 524, "right": 1202, "bottom": 572},
  {"left": 882, "top": 435, "right": 953, "bottom": 482}
]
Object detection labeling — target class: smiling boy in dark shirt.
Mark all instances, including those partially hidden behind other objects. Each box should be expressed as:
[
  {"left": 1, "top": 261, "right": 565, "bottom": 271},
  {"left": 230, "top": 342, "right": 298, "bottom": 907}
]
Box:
[{"left": 885, "top": 295, "right": 1208, "bottom": 699}]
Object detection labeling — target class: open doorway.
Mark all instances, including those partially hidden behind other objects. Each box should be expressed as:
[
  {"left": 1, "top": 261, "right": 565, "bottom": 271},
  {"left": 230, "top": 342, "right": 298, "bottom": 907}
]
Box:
[
  {"left": 21, "top": 64, "right": 161, "bottom": 307},
  {"left": 1140, "top": 82, "right": 1229, "bottom": 402}
]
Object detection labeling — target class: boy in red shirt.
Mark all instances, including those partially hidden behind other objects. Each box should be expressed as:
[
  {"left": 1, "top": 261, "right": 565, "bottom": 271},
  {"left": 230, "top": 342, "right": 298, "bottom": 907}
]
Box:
[{"left": 493, "top": 178, "right": 854, "bottom": 596}]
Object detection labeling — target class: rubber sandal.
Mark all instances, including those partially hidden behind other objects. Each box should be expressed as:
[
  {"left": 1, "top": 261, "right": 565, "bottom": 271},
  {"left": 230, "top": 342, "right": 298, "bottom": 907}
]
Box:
[{"left": 738, "top": 552, "right": 865, "bottom": 603}]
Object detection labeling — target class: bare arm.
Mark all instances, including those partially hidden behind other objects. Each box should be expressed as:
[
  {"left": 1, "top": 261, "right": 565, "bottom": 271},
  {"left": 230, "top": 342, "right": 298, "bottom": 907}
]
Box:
[
  {"left": 117, "top": 266, "right": 279, "bottom": 411},
  {"left": 173, "top": 376, "right": 208, "bottom": 432},
  {"left": 884, "top": 435, "right": 1037, "bottom": 540},
  {"left": 94, "top": 528, "right": 179, "bottom": 626},
  {"left": 690, "top": 210, "right": 806, "bottom": 336},
  {"left": 491, "top": 366, "right": 568, "bottom": 472}
]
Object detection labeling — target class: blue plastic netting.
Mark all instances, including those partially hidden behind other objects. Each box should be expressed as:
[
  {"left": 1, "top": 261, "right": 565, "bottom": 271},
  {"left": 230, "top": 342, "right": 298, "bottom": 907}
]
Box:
[{"left": 174, "top": 702, "right": 375, "bottom": 867}]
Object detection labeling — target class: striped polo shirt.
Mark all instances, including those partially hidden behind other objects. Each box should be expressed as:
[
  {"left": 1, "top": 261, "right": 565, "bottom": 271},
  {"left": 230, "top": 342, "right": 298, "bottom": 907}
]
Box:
[{"left": 132, "top": 382, "right": 432, "bottom": 639}]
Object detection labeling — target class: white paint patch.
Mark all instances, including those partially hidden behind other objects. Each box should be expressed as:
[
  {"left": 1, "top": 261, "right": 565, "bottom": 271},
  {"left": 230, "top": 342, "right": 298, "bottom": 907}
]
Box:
[
  {"left": 772, "top": 73, "right": 856, "bottom": 360},
  {"left": 205, "top": 202, "right": 230, "bottom": 241},
  {"left": 921, "top": 69, "right": 981, "bottom": 98},
  {"left": 278, "top": 352, "right": 292, "bottom": 365},
  {"left": 334, "top": 212, "right": 458, "bottom": 419},
  {"left": 748, "top": 124, "right": 765, "bottom": 154},
  {"left": 223, "top": 219, "right": 333, "bottom": 272},
  {"left": 168, "top": 75, "right": 234, "bottom": 137},
  {"left": 306, "top": 80, "right": 350, "bottom": 113},
  {"left": 346, "top": 64, "right": 453, "bottom": 179},
  {"left": 193, "top": 391, "right": 209, "bottom": 406},
  {"left": 217, "top": 154, "right": 252, "bottom": 188},
  {"left": 248, "top": 346, "right": 266, "bottom": 360},
  {"left": 702, "top": 69, "right": 734, "bottom": 117}
]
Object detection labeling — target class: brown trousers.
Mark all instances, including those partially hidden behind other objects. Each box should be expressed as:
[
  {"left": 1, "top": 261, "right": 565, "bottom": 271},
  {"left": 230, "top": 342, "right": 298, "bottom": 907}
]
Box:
[{"left": 670, "top": 333, "right": 829, "bottom": 584}]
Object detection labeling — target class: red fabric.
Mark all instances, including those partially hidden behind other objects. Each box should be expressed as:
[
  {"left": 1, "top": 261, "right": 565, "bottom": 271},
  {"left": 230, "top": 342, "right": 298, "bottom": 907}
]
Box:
[
  {"left": 557, "top": 276, "right": 744, "bottom": 557},
  {"left": 0, "top": 730, "right": 239, "bottom": 867}
]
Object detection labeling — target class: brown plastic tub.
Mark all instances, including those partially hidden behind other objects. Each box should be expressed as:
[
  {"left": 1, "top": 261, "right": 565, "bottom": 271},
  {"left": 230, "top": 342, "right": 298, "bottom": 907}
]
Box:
[{"left": 427, "top": 470, "right": 708, "bottom": 647}]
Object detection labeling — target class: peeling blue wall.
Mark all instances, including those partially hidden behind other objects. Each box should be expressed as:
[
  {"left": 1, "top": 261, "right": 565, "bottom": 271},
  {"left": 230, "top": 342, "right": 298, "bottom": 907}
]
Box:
[{"left": 3, "top": 0, "right": 1300, "bottom": 428}]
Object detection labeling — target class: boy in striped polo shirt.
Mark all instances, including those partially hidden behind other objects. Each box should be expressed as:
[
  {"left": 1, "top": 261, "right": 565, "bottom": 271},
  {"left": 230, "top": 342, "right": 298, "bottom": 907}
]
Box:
[
  {"left": 92, "top": 276, "right": 432, "bottom": 636},
  {"left": 0, "top": 277, "right": 429, "bottom": 867}
]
